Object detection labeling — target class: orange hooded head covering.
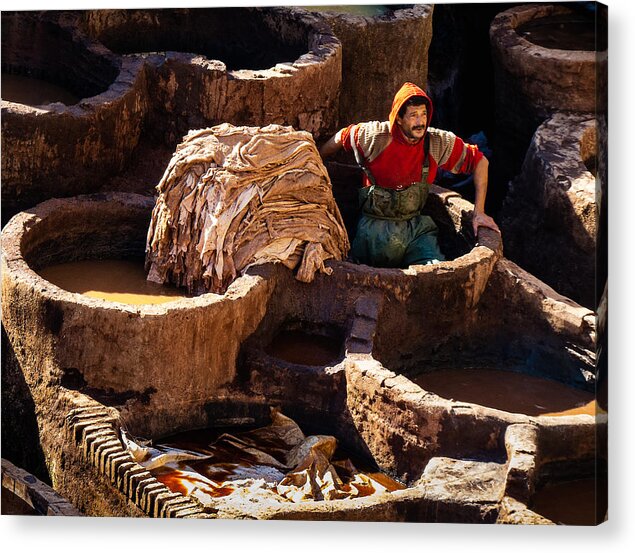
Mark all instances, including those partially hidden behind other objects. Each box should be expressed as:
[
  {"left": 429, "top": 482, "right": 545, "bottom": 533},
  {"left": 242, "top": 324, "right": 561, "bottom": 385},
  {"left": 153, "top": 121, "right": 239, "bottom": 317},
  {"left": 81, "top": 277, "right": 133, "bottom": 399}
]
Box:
[{"left": 388, "top": 82, "right": 433, "bottom": 132}]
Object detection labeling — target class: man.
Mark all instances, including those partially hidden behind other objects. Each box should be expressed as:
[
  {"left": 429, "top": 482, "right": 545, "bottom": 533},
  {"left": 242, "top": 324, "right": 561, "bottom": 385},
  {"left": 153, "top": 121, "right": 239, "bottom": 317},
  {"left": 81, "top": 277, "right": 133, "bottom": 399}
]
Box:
[{"left": 320, "top": 82, "right": 500, "bottom": 268}]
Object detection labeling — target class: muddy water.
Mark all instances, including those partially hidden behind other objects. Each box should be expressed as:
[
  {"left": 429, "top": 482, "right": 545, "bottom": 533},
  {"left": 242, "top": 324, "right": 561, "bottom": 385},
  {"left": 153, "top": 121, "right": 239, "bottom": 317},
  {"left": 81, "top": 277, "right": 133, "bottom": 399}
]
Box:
[
  {"left": 38, "top": 259, "right": 189, "bottom": 305},
  {"left": 517, "top": 14, "right": 606, "bottom": 51},
  {"left": 411, "top": 368, "right": 598, "bottom": 417},
  {"left": 305, "top": 5, "right": 392, "bottom": 16},
  {"left": 1, "top": 73, "right": 81, "bottom": 106},
  {"left": 531, "top": 477, "right": 608, "bottom": 525},
  {"left": 265, "top": 330, "right": 343, "bottom": 366}
]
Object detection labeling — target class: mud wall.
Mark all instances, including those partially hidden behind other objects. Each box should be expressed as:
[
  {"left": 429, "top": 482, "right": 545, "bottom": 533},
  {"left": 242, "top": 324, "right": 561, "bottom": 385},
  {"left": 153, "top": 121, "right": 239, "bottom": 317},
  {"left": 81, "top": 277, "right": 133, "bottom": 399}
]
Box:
[
  {"left": 80, "top": 7, "right": 342, "bottom": 146},
  {"left": 490, "top": 3, "right": 608, "bottom": 178},
  {"left": 1, "top": 8, "right": 342, "bottom": 224},
  {"left": 311, "top": 4, "right": 433, "bottom": 128},
  {"left": 501, "top": 114, "right": 598, "bottom": 308},
  {"left": 1, "top": 12, "right": 148, "bottom": 220}
]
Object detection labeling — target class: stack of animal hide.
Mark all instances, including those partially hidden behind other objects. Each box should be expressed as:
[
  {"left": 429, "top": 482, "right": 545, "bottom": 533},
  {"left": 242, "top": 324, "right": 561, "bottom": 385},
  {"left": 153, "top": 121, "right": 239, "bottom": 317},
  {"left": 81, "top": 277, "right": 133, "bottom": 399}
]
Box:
[{"left": 145, "top": 123, "right": 350, "bottom": 294}]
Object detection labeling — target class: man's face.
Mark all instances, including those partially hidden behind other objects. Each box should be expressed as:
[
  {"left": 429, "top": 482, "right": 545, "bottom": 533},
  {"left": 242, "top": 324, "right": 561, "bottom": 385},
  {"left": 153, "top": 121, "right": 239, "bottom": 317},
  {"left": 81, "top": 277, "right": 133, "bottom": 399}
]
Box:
[{"left": 397, "top": 104, "right": 428, "bottom": 143}]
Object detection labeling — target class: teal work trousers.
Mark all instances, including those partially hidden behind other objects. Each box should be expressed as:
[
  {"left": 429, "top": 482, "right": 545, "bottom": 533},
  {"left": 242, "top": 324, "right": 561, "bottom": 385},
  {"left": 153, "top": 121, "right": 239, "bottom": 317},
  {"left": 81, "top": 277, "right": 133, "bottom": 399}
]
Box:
[{"left": 351, "top": 183, "right": 445, "bottom": 268}]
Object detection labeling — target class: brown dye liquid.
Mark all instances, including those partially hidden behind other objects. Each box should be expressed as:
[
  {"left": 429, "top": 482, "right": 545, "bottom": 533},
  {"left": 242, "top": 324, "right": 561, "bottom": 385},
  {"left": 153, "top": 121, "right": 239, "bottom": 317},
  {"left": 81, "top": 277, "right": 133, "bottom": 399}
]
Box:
[
  {"left": 531, "top": 478, "right": 608, "bottom": 525},
  {"left": 517, "top": 14, "right": 606, "bottom": 51},
  {"left": 265, "top": 330, "right": 342, "bottom": 366},
  {"left": 411, "top": 368, "right": 599, "bottom": 417},
  {"left": 38, "top": 259, "right": 189, "bottom": 305},
  {"left": 1, "top": 73, "right": 81, "bottom": 106}
]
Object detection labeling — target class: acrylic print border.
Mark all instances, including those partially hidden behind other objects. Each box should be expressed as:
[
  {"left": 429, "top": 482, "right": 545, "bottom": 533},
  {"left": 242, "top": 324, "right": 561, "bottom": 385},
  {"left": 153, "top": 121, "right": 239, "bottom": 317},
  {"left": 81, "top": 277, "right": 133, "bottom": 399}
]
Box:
[{"left": 0, "top": 3, "right": 628, "bottom": 548}]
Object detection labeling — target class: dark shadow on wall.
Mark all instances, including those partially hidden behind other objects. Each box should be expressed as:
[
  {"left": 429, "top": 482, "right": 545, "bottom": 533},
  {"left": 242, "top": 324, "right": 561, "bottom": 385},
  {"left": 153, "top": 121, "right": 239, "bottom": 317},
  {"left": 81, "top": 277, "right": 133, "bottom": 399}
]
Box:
[
  {"left": 1, "top": 325, "right": 52, "bottom": 485},
  {"left": 427, "top": 2, "right": 521, "bottom": 219},
  {"left": 428, "top": 3, "right": 518, "bottom": 140}
]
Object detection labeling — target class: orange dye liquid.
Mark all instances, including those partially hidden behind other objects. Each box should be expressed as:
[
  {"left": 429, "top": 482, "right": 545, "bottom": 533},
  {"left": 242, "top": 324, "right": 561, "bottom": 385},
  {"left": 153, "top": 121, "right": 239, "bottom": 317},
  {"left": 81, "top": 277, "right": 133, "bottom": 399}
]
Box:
[
  {"left": 531, "top": 478, "right": 608, "bottom": 525},
  {"left": 153, "top": 465, "right": 235, "bottom": 498},
  {"left": 38, "top": 259, "right": 189, "bottom": 305},
  {"left": 411, "top": 368, "right": 599, "bottom": 417}
]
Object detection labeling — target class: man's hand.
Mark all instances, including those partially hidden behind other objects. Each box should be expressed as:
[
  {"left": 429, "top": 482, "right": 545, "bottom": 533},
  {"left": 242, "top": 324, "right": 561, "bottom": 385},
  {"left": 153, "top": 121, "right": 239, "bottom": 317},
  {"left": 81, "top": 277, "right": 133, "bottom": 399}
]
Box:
[
  {"left": 470, "top": 157, "right": 499, "bottom": 238},
  {"left": 472, "top": 211, "right": 500, "bottom": 238}
]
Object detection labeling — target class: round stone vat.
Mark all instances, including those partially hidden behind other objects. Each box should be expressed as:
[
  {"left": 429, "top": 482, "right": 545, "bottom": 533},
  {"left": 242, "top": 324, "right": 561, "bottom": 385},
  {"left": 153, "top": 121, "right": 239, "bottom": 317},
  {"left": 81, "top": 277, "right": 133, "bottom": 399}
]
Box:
[
  {"left": 374, "top": 257, "right": 598, "bottom": 407},
  {"left": 238, "top": 311, "right": 355, "bottom": 428},
  {"left": 116, "top": 401, "right": 423, "bottom": 521},
  {"left": 357, "top": 249, "right": 599, "bottom": 482},
  {"left": 500, "top": 113, "right": 598, "bottom": 309},
  {"left": 304, "top": 4, "right": 433, "bottom": 128},
  {"left": 82, "top": 7, "right": 309, "bottom": 71},
  {"left": 1, "top": 12, "right": 149, "bottom": 223},
  {"left": 489, "top": 3, "right": 607, "bottom": 168},
  {"left": 80, "top": 7, "right": 341, "bottom": 143},
  {"left": 341, "top": 356, "right": 601, "bottom": 487},
  {"left": 0, "top": 192, "right": 278, "bottom": 440},
  {"left": 344, "top": 183, "right": 502, "bottom": 353},
  {"left": 1, "top": 12, "right": 117, "bottom": 105}
]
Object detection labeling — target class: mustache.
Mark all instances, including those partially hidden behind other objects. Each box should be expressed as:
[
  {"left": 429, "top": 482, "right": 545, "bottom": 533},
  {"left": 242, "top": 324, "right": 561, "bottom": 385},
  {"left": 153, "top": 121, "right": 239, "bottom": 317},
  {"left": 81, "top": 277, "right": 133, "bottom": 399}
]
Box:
[{"left": 412, "top": 125, "right": 426, "bottom": 131}]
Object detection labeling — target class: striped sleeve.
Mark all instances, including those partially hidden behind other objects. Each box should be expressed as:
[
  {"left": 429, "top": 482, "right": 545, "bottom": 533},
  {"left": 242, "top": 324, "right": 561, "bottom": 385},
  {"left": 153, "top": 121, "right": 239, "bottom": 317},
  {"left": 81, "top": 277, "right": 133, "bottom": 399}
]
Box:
[
  {"left": 428, "top": 128, "right": 484, "bottom": 174},
  {"left": 339, "top": 124, "right": 357, "bottom": 153},
  {"left": 339, "top": 121, "right": 392, "bottom": 163}
]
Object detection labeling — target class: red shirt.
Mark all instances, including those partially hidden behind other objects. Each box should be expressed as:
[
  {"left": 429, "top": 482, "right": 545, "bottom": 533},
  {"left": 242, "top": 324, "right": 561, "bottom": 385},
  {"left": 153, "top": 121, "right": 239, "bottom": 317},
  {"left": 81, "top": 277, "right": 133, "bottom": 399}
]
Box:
[{"left": 340, "top": 122, "right": 483, "bottom": 190}]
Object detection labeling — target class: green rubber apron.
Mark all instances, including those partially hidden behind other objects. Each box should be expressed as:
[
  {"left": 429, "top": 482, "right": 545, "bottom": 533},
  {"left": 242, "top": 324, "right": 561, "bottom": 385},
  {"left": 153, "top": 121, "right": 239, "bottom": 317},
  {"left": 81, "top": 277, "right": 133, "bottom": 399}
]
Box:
[{"left": 350, "top": 135, "right": 445, "bottom": 268}]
